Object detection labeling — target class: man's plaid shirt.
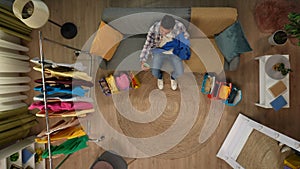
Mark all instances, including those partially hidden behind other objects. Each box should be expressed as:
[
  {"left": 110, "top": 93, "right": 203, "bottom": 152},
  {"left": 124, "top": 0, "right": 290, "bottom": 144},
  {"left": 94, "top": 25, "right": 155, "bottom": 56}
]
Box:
[{"left": 139, "top": 20, "right": 190, "bottom": 62}]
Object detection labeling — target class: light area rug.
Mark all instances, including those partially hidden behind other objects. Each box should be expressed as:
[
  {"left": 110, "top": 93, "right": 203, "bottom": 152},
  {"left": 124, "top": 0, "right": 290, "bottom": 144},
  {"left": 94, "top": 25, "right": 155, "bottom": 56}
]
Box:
[{"left": 94, "top": 70, "right": 224, "bottom": 158}]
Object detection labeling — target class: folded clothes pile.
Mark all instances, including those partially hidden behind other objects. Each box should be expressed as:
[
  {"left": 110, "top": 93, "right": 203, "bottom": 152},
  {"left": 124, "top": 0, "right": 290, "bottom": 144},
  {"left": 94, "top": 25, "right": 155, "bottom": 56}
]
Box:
[{"left": 99, "top": 71, "right": 140, "bottom": 96}]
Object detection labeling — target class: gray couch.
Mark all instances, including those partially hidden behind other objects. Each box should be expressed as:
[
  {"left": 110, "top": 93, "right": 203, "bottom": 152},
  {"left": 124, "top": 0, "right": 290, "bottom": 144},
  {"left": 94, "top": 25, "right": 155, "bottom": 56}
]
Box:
[
  {"left": 94, "top": 7, "right": 240, "bottom": 72},
  {"left": 99, "top": 7, "right": 191, "bottom": 71}
]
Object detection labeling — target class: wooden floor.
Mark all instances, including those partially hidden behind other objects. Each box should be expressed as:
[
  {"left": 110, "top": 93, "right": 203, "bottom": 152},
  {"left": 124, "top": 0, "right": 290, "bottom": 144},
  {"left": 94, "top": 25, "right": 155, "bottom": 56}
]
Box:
[{"left": 24, "top": 0, "right": 300, "bottom": 168}]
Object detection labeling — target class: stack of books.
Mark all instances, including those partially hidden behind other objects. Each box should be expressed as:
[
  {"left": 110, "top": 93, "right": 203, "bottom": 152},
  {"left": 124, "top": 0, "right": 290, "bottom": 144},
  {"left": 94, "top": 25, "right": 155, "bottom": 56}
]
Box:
[{"left": 268, "top": 81, "right": 288, "bottom": 111}]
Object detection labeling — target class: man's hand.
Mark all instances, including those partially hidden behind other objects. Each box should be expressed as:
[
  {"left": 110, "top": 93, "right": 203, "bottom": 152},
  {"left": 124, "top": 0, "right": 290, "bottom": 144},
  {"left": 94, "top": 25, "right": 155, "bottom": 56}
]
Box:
[{"left": 141, "top": 61, "right": 150, "bottom": 71}]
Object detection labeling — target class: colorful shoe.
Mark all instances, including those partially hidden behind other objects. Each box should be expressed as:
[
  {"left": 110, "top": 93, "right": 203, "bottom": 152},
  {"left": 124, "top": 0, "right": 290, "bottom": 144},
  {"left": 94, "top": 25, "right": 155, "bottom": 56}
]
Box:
[{"left": 99, "top": 78, "right": 111, "bottom": 96}]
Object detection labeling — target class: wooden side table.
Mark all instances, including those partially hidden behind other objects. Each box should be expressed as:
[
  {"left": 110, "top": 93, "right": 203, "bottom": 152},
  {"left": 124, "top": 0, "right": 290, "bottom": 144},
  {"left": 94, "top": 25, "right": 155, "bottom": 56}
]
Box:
[{"left": 254, "top": 54, "right": 290, "bottom": 109}]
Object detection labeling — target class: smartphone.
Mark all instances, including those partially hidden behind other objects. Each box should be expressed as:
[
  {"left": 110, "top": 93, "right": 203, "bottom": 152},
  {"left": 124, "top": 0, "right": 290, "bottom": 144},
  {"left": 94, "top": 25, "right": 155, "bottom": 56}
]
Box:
[{"left": 143, "top": 62, "right": 150, "bottom": 68}]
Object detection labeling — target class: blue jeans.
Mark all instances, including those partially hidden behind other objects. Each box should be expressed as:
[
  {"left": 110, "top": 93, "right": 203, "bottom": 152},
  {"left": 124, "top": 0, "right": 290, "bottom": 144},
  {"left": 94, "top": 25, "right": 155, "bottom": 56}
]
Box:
[{"left": 151, "top": 53, "right": 184, "bottom": 80}]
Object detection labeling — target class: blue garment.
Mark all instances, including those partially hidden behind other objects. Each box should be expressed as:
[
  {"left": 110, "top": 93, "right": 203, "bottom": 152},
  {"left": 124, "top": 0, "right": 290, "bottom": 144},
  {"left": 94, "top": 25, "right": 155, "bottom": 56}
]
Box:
[
  {"left": 34, "top": 85, "right": 88, "bottom": 97},
  {"left": 152, "top": 32, "right": 191, "bottom": 60}
]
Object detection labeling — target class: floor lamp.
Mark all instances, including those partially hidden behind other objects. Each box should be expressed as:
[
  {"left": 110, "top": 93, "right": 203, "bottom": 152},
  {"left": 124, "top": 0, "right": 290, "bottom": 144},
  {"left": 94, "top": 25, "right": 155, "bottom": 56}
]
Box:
[
  {"left": 13, "top": 0, "right": 78, "bottom": 39},
  {"left": 48, "top": 20, "right": 77, "bottom": 39}
]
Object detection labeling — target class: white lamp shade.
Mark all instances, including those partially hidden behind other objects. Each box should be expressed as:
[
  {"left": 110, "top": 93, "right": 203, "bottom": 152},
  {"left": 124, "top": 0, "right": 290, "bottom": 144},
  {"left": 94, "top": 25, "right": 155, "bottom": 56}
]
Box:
[{"left": 13, "top": 0, "right": 49, "bottom": 29}]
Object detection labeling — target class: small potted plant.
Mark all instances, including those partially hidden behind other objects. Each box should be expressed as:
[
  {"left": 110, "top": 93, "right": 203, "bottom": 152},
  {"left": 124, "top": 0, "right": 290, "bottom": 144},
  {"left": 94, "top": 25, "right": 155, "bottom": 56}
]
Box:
[
  {"left": 273, "top": 62, "right": 292, "bottom": 75},
  {"left": 268, "top": 30, "right": 288, "bottom": 45},
  {"left": 284, "top": 12, "right": 300, "bottom": 46}
]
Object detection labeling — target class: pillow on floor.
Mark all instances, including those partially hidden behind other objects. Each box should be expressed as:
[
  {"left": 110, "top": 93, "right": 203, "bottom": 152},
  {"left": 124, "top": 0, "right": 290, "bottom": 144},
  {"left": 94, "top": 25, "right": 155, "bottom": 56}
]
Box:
[
  {"left": 90, "top": 21, "right": 123, "bottom": 61},
  {"left": 215, "top": 21, "right": 252, "bottom": 62}
]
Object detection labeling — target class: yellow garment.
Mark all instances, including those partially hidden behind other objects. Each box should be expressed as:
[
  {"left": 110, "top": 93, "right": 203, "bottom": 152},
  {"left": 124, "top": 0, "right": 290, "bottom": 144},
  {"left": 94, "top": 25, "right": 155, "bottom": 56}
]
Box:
[
  {"left": 33, "top": 66, "right": 92, "bottom": 81},
  {"left": 218, "top": 85, "right": 231, "bottom": 100},
  {"left": 106, "top": 74, "right": 119, "bottom": 94},
  {"left": 284, "top": 154, "right": 300, "bottom": 169},
  {"left": 90, "top": 21, "right": 123, "bottom": 61},
  {"left": 204, "top": 77, "right": 212, "bottom": 93},
  {"left": 35, "top": 126, "right": 86, "bottom": 143}
]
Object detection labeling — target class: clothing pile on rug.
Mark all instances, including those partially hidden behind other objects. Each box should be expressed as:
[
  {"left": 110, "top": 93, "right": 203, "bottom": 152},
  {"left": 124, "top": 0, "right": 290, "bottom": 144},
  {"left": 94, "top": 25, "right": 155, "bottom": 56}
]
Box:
[{"left": 99, "top": 71, "right": 140, "bottom": 96}]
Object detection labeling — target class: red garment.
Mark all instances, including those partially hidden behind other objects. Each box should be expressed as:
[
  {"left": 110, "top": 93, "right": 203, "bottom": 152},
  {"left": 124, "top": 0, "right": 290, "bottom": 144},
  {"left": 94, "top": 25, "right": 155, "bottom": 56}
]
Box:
[{"left": 29, "top": 101, "right": 93, "bottom": 111}]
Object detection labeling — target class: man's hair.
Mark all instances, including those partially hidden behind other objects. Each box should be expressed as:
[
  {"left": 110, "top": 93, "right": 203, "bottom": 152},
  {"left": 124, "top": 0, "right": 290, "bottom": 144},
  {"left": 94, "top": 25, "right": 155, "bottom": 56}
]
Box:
[{"left": 161, "top": 15, "right": 175, "bottom": 30}]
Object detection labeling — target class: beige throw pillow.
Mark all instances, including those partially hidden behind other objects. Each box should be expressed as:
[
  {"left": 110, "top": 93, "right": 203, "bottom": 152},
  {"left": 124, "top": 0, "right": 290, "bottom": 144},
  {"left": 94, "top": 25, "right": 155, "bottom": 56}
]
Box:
[{"left": 90, "top": 21, "right": 123, "bottom": 61}]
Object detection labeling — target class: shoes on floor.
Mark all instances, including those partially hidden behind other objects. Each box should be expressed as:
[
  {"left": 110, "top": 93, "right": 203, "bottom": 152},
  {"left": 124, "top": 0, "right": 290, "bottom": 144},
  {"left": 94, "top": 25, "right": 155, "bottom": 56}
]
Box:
[
  {"left": 280, "top": 146, "right": 292, "bottom": 153},
  {"left": 171, "top": 79, "right": 177, "bottom": 91},
  {"left": 157, "top": 79, "right": 164, "bottom": 90},
  {"left": 278, "top": 142, "right": 284, "bottom": 147}
]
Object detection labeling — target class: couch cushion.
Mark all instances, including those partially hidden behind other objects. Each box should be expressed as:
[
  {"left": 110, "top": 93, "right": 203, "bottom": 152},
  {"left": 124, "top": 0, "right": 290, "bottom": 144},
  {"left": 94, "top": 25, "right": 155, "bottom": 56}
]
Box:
[
  {"left": 186, "top": 38, "right": 224, "bottom": 73},
  {"left": 229, "top": 55, "right": 240, "bottom": 71},
  {"left": 90, "top": 21, "right": 123, "bottom": 61},
  {"left": 101, "top": 7, "right": 190, "bottom": 35},
  {"left": 189, "top": 7, "right": 237, "bottom": 38},
  {"left": 106, "top": 36, "right": 146, "bottom": 71},
  {"left": 215, "top": 21, "right": 252, "bottom": 63}
]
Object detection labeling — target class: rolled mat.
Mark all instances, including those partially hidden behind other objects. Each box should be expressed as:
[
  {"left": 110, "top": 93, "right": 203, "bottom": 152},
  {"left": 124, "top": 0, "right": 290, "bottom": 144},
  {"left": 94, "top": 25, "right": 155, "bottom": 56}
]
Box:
[{"left": 237, "top": 130, "right": 292, "bottom": 169}]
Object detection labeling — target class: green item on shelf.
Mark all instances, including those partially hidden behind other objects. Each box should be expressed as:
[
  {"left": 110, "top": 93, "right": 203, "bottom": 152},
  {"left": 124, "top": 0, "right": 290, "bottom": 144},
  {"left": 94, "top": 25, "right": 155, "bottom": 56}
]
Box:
[
  {"left": 9, "top": 152, "right": 19, "bottom": 162},
  {"left": 42, "top": 135, "right": 89, "bottom": 158}
]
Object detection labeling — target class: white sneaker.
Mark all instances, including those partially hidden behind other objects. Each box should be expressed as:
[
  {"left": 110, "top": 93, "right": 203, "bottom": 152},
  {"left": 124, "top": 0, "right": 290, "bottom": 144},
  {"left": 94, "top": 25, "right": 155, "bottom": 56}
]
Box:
[
  {"left": 171, "top": 79, "right": 177, "bottom": 90},
  {"left": 280, "top": 146, "right": 292, "bottom": 153},
  {"left": 278, "top": 142, "right": 284, "bottom": 147},
  {"left": 157, "top": 79, "right": 164, "bottom": 90}
]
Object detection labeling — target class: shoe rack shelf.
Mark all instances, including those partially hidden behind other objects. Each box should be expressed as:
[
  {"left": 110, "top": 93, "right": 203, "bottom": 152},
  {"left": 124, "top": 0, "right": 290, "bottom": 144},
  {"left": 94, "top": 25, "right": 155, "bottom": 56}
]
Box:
[{"left": 0, "top": 136, "right": 45, "bottom": 169}]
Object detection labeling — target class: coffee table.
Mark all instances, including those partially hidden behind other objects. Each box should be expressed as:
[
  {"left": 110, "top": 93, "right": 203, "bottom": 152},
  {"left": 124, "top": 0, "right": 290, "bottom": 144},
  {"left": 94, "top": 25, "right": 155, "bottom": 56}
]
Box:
[{"left": 255, "top": 54, "right": 290, "bottom": 109}]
